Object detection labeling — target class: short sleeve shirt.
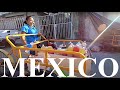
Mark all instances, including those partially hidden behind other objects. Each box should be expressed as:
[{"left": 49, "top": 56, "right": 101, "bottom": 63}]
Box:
[{"left": 21, "top": 24, "right": 39, "bottom": 48}]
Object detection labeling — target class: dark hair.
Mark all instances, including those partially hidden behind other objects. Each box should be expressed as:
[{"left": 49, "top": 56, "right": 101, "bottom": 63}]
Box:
[{"left": 24, "top": 16, "right": 32, "bottom": 24}]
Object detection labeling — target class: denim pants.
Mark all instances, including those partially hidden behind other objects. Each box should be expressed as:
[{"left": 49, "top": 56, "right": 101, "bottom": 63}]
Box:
[{"left": 29, "top": 44, "right": 40, "bottom": 55}]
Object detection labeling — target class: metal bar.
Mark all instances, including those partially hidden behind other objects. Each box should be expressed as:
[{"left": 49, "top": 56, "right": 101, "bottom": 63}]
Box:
[{"left": 53, "top": 15, "right": 56, "bottom": 39}]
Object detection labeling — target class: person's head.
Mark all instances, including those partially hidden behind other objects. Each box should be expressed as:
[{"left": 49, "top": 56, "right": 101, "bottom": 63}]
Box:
[{"left": 24, "top": 16, "right": 35, "bottom": 26}]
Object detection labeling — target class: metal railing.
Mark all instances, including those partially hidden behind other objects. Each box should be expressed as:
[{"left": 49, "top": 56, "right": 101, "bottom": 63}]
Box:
[
  {"left": 38, "top": 13, "right": 73, "bottom": 39},
  {"left": 0, "top": 16, "right": 25, "bottom": 30}
]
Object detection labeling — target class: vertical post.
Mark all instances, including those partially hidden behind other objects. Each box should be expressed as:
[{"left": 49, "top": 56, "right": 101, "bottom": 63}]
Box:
[
  {"left": 53, "top": 14, "right": 57, "bottom": 39},
  {"left": 3, "top": 18, "right": 5, "bottom": 30},
  {"left": 26, "top": 12, "right": 27, "bottom": 17},
  {"left": 35, "top": 13, "right": 40, "bottom": 32},
  {"left": 37, "top": 16, "right": 41, "bottom": 33},
  {"left": 18, "top": 49, "right": 22, "bottom": 58},
  {"left": 70, "top": 12, "right": 73, "bottom": 39}
]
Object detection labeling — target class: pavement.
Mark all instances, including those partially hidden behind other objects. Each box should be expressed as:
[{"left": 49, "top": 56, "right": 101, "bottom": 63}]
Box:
[{"left": 91, "top": 51, "right": 120, "bottom": 78}]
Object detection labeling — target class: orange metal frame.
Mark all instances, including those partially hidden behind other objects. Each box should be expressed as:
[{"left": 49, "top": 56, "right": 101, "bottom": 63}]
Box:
[{"left": 6, "top": 34, "right": 87, "bottom": 74}]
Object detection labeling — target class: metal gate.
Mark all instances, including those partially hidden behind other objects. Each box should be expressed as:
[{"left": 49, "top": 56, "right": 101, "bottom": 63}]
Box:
[
  {"left": 0, "top": 16, "right": 25, "bottom": 30},
  {"left": 38, "top": 12, "right": 73, "bottom": 39},
  {"left": 0, "top": 13, "right": 73, "bottom": 39}
]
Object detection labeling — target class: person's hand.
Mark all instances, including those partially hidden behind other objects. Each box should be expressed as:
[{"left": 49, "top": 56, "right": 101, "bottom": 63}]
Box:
[{"left": 37, "top": 32, "right": 42, "bottom": 37}]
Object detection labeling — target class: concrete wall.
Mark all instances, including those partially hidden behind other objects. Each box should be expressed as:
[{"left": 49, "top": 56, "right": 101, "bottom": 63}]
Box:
[{"left": 71, "top": 12, "right": 99, "bottom": 41}]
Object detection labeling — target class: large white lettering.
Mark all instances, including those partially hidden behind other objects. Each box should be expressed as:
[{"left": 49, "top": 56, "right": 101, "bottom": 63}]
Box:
[
  {"left": 78, "top": 58, "right": 96, "bottom": 78},
  {"left": 98, "top": 58, "right": 119, "bottom": 78},
  {"left": 0, "top": 57, "right": 119, "bottom": 78}
]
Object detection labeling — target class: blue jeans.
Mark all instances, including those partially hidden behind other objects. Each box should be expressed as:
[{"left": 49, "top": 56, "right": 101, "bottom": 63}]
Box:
[
  {"left": 29, "top": 44, "right": 40, "bottom": 55},
  {"left": 30, "top": 50, "right": 35, "bottom": 55}
]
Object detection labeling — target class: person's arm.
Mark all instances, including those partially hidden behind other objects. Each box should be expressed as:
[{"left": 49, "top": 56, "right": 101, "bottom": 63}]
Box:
[{"left": 21, "top": 31, "right": 27, "bottom": 45}]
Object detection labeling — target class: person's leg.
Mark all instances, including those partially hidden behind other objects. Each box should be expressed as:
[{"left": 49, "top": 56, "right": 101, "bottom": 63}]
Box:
[
  {"left": 30, "top": 50, "right": 35, "bottom": 55},
  {"left": 32, "top": 44, "right": 38, "bottom": 56}
]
